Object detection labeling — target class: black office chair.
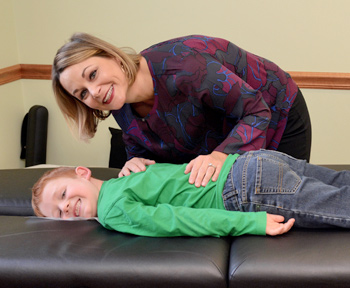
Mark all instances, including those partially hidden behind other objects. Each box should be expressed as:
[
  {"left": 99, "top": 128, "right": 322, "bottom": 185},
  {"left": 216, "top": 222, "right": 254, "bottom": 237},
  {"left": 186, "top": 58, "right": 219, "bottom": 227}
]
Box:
[{"left": 20, "top": 105, "right": 48, "bottom": 167}]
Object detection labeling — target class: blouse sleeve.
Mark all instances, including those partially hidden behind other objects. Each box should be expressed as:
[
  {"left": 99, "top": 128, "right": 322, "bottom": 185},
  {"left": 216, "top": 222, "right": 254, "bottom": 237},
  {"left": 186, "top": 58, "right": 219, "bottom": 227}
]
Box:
[
  {"left": 176, "top": 57, "right": 272, "bottom": 155},
  {"left": 122, "top": 132, "right": 152, "bottom": 160}
]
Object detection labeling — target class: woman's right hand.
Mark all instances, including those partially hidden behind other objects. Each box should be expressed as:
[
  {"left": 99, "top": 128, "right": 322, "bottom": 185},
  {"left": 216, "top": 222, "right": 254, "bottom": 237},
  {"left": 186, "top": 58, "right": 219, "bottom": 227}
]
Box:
[{"left": 118, "top": 157, "right": 156, "bottom": 178}]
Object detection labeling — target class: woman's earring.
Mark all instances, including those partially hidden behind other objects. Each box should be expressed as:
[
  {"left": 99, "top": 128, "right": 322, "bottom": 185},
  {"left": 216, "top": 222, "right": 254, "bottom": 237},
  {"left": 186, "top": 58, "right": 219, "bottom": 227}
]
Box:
[{"left": 121, "top": 63, "right": 125, "bottom": 73}]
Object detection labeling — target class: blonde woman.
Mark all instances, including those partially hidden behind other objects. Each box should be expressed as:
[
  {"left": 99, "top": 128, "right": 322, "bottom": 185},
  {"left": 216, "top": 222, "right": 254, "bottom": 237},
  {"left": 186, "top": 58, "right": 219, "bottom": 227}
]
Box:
[{"left": 52, "top": 33, "right": 311, "bottom": 187}]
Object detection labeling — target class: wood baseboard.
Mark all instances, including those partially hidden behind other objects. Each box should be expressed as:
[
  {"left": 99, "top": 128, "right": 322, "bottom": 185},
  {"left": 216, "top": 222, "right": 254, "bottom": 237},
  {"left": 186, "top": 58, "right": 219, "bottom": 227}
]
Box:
[{"left": 0, "top": 64, "right": 349, "bottom": 90}]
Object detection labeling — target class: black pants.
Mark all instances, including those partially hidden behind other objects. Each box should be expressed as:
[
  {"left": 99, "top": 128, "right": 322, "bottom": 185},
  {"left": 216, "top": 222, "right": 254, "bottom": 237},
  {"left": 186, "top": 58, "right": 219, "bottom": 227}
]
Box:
[{"left": 277, "top": 89, "right": 312, "bottom": 162}]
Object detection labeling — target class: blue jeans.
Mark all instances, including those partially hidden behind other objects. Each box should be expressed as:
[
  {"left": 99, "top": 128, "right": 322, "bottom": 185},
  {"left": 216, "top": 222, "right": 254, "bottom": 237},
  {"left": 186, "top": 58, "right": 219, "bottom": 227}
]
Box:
[{"left": 223, "top": 150, "right": 350, "bottom": 228}]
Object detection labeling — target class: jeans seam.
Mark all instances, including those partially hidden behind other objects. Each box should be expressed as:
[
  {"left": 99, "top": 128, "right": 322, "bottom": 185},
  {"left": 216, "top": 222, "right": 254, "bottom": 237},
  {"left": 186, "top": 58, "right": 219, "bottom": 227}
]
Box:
[
  {"left": 255, "top": 156, "right": 262, "bottom": 194},
  {"left": 223, "top": 167, "right": 240, "bottom": 211},
  {"left": 252, "top": 202, "right": 350, "bottom": 222},
  {"left": 241, "top": 152, "right": 252, "bottom": 203},
  {"left": 279, "top": 161, "right": 283, "bottom": 193}
]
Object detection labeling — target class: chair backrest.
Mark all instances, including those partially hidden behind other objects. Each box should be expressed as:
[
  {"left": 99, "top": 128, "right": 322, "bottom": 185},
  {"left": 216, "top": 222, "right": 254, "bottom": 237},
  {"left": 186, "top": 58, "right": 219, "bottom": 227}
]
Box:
[{"left": 20, "top": 105, "right": 48, "bottom": 167}]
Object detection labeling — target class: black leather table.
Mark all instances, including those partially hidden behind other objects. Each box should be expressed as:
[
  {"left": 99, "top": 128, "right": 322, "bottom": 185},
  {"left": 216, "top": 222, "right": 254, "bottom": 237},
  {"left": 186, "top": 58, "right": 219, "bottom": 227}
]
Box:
[{"left": 1, "top": 165, "right": 350, "bottom": 287}]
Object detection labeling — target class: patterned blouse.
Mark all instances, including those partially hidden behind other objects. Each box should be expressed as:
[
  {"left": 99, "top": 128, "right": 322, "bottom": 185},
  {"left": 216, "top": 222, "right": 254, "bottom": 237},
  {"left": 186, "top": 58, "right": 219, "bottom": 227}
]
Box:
[{"left": 112, "top": 35, "right": 298, "bottom": 163}]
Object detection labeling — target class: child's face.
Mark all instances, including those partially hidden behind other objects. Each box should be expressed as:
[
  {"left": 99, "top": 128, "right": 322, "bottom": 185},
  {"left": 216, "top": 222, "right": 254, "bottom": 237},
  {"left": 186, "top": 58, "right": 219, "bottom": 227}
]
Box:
[{"left": 38, "top": 167, "right": 100, "bottom": 219}]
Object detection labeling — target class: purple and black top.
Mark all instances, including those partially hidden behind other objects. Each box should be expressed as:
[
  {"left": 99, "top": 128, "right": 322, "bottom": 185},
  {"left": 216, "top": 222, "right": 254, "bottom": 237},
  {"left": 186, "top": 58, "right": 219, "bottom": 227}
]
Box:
[{"left": 112, "top": 35, "right": 298, "bottom": 163}]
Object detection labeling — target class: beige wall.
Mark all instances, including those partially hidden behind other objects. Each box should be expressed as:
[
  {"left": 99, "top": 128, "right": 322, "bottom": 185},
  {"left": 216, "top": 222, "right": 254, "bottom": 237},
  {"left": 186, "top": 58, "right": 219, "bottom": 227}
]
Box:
[
  {"left": 0, "top": 0, "right": 24, "bottom": 169},
  {"left": 1, "top": 0, "right": 350, "bottom": 168}
]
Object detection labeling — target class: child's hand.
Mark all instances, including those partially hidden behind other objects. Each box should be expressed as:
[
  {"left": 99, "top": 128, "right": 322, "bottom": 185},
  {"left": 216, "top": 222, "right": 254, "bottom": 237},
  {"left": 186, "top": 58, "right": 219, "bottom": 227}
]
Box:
[{"left": 266, "top": 213, "right": 295, "bottom": 236}]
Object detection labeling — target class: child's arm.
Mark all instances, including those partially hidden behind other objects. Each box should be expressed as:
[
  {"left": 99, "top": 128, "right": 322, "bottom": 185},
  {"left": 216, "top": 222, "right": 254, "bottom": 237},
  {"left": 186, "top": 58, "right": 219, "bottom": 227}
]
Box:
[
  {"left": 99, "top": 198, "right": 267, "bottom": 237},
  {"left": 266, "top": 214, "right": 295, "bottom": 236}
]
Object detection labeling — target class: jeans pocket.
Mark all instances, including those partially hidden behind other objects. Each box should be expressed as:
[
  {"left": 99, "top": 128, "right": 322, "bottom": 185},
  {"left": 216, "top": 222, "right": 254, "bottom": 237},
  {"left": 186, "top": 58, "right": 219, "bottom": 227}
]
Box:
[{"left": 255, "top": 155, "right": 301, "bottom": 194}]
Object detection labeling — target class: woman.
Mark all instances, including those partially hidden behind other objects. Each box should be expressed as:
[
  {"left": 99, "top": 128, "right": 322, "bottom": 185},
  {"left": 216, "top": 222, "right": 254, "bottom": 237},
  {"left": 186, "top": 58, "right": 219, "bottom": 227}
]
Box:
[{"left": 52, "top": 33, "right": 311, "bottom": 187}]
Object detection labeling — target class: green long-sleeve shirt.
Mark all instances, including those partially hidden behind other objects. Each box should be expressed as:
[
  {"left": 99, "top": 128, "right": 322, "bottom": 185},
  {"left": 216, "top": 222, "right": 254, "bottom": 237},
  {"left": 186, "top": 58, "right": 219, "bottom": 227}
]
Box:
[{"left": 97, "top": 154, "right": 267, "bottom": 237}]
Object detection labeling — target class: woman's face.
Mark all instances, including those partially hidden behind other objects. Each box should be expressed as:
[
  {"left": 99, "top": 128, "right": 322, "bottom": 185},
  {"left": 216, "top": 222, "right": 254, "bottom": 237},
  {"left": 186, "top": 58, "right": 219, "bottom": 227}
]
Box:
[{"left": 59, "top": 56, "right": 129, "bottom": 111}]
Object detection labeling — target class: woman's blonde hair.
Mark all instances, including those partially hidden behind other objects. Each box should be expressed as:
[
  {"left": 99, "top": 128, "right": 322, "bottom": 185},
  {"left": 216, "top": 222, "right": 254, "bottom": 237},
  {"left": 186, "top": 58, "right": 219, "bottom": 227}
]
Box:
[
  {"left": 52, "top": 32, "right": 142, "bottom": 141},
  {"left": 31, "top": 167, "right": 76, "bottom": 217}
]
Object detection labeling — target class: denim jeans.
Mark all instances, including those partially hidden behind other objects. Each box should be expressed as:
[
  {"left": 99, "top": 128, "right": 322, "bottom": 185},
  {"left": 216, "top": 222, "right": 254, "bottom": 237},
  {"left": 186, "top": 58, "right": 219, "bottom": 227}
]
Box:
[{"left": 223, "top": 149, "right": 350, "bottom": 228}]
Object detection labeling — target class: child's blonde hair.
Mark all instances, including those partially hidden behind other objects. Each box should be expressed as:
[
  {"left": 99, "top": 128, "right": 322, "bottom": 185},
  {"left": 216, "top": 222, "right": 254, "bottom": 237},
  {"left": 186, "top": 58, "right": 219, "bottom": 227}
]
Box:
[{"left": 31, "top": 167, "right": 76, "bottom": 217}]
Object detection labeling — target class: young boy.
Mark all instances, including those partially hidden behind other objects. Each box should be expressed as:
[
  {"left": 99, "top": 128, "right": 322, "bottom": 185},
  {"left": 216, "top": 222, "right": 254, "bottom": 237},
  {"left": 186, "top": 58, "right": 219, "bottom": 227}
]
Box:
[{"left": 32, "top": 149, "right": 350, "bottom": 238}]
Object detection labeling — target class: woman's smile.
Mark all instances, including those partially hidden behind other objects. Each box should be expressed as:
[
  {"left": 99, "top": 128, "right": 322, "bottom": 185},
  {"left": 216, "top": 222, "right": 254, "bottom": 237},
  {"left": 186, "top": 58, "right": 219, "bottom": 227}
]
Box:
[{"left": 103, "top": 85, "right": 114, "bottom": 105}]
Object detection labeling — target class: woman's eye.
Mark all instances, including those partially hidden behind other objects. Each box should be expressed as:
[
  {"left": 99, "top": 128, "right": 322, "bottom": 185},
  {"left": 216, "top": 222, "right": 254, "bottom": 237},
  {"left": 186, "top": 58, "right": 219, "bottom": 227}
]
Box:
[
  {"left": 90, "top": 70, "right": 97, "bottom": 80},
  {"left": 62, "top": 190, "right": 66, "bottom": 199},
  {"left": 80, "top": 90, "right": 87, "bottom": 100}
]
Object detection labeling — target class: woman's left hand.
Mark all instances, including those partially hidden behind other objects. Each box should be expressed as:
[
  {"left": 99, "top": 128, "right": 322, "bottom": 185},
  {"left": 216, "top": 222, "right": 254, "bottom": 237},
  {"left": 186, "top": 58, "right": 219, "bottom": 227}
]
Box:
[{"left": 184, "top": 151, "right": 228, "bottom": 187}]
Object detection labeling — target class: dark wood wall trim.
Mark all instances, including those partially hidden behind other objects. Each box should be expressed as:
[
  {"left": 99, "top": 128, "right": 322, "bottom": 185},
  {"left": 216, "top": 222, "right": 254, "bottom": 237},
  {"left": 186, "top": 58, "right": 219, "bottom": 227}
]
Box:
[
  {"left": 0, "top": 64, "right": 21, "bottom": 85},
  {"left": 289, "top": 71, "right": 350, "bottom": 90},
  {"left": 0, "top": 64, "right": 349, "bottom": 90},
  {"left": 0, "top": 64, "right": 51, "bottom": 85},
  {"left": 20, "top": 64, "right": 52, "bottom": 80}
]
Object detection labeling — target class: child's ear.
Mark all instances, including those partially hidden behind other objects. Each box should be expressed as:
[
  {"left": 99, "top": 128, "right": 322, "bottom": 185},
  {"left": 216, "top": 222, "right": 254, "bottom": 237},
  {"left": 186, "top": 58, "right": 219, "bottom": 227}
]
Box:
[{"left": 75, "top": 166, "right": 92, "bottom": 180}]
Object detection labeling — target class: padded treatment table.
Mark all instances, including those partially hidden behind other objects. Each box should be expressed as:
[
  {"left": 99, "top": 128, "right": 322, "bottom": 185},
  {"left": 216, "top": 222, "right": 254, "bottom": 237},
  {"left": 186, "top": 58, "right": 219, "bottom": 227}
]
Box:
[
  {"left": 1, "top": 165, "right": 350, "bottom": 287},
  {"left": 0, "top": 216, "right": 229, "bottom": 288},
  {"left": 229, "top": 228, "right": 350, "bottom": 288}
]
